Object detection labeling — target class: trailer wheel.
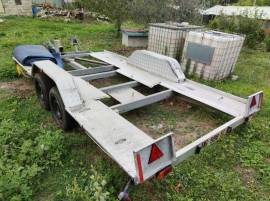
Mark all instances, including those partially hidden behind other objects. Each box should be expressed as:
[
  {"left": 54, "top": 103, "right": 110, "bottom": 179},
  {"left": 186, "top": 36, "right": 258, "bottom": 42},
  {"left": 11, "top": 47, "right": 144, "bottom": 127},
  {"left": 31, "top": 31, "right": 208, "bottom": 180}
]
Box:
[
  {"left": 34, "top": 73, "right": 52, "bottom": 110},
  {"left": 49, "top": 87, "right": 75, "bottom": 131}
]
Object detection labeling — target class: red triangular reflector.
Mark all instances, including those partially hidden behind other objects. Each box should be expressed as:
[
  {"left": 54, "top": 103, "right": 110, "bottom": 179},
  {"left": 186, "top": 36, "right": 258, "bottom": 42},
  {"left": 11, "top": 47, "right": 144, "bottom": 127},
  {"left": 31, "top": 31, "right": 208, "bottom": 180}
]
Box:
[
  {"left": 250, "top": 96, "right": 257, "bottom": 108},
  {"left": 148, "top": 144, "right": 164, "bottom": 164}
]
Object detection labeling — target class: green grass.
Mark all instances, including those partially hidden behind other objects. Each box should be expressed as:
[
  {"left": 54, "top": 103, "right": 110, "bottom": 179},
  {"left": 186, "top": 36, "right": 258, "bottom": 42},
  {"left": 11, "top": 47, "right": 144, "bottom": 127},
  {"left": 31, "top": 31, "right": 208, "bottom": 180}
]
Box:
[{"left": 0, "top": 17, "right": 269, "bottom": 201}]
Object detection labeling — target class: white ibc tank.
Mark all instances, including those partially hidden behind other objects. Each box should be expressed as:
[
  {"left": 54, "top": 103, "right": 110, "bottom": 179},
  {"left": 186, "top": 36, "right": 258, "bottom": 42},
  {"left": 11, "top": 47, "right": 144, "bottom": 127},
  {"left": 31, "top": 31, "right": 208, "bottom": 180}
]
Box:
[
  {"left": 181, "top": 31, "right": 245, "bottom": 81},
  {"left": 148, "top": 22, "right": 202, "bottom": 60}
]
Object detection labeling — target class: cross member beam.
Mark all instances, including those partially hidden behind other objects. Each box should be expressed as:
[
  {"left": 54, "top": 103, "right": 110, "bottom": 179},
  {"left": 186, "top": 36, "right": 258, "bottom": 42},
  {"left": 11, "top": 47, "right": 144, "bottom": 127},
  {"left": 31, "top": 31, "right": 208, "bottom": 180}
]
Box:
[
  {"left": 111, "top": 89, "right": 173, "bottom": 114},
  {"left": 68, "top": 60, "right": 87, "bottom": 70},
  {"left": 69, "top": 65, "right": 115, "bottom": 76},
  {"left": 80, "top": 70, "right": 117, "bottom": 81},
  {"left": 75, "top": 57, "right": 108, "bottom": 65},
  {"left": 100, "top": 81, "right": 139, "bottom": 93}
]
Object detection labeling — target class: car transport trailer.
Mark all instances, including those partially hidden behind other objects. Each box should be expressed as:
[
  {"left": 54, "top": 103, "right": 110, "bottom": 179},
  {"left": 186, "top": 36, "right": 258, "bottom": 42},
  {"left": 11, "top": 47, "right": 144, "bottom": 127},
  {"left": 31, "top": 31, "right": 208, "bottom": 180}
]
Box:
[{"left": 13, "top": 49, "right": 263, "bottom": 201}]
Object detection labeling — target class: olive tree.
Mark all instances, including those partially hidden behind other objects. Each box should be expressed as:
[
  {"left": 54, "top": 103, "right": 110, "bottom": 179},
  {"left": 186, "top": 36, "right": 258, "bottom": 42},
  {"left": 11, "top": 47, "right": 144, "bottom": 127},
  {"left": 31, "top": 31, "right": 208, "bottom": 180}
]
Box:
[
  {"left": 171, "top": 0, "right": 203, "bottom": 24},
  {"left": 81, "top": 0, "right": 203, "bottom": 33},
  {"left": 130, "top": 0, "right": 171, "bottom": 25},
  {"left": 81, "top": 0, "right": 132, "bottom": 33},
  {"left": 130, "top": 0, "right": 203, "bottom": 25}
]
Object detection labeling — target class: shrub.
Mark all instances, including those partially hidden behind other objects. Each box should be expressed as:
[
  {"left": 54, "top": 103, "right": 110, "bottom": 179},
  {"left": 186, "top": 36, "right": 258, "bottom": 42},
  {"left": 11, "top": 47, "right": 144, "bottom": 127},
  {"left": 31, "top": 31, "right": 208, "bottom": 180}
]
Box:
[
  {"left": 264, "top": 35, "right": 270, "bottom": 51},
  {"left": 209, "top": 13, "right": 265, "bottom": 48},
  {"left": 0, "top": 66, "right": 18, "bottom": 79},
  {"left": 0, "top": 119, "right": 64, "bottom": 201},
  {"left": 237, "top": 15, "right": 265, "bottom": 47},
  {"left": 209, "top": 15, "right": 237, "bottom": 33},
  {"left": 54, "top": 166, "right": 111, "bottom": 201}
]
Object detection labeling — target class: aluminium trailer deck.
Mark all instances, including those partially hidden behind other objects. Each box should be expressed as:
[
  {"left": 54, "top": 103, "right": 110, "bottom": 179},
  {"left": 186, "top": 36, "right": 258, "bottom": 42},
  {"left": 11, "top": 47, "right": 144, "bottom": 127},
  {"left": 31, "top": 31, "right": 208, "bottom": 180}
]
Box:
[{"left": 14, "top": 50, "right": 263, "bottom": 200}]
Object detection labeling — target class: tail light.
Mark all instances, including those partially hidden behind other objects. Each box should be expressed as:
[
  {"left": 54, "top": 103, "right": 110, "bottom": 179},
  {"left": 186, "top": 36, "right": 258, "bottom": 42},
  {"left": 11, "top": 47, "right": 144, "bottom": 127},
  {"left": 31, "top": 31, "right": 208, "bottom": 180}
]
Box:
[{"left": 156, "top": 166, "right": 172, "bottom": 181}]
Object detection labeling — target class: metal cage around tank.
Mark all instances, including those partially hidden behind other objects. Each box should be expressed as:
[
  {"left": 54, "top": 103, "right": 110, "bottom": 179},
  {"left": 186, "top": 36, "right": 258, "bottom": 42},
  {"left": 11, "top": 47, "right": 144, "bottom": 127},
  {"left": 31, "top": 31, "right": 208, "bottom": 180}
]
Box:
[{"left": 148, "top": 22, "right": 202, "bottom": 60}]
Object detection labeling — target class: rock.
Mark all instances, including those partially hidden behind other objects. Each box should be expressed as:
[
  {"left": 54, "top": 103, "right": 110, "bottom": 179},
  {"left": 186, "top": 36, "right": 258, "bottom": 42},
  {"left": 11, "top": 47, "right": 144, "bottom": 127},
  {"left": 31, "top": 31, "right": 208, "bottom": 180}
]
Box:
[
  {"left": 231, "top": 75, "right": 239, "bottom": 81},
  {"left": 150, "top": 123, "right": 164, "bottom": 131}
]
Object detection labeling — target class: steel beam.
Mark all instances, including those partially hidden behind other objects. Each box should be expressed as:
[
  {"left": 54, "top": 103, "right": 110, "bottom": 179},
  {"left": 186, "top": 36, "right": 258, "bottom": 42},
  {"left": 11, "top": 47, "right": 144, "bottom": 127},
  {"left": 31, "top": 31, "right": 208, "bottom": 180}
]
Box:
[
  {"left": 62, "top": 51, "right": 91, "bottom": 59},
  {"left": 68, "top": 60, "right": 87, "bottom": 70},
  {"left": 100, "top": 81, "right": 139, "bottom": 93},
  {"left": 69, "top": 65, "right": 115, "bottom": 76},
  {"left": 80, "top": 70, "right": 117, "bottom": 81},
  {"left": 111, "top": 89, "right": 173, "bottom": 114},
  {"left": 173, "top": 116, "right": 244, "bottom": 165},
  {"left": 75, "top": 57, "right": 108, "bottom": 65}
]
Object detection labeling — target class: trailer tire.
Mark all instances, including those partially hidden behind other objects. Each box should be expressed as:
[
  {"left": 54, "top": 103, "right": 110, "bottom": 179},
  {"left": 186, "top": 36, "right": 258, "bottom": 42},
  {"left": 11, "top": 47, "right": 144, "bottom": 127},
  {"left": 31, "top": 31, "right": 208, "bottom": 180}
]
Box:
[
  {"left": 34, "top": 73, "right": 52, "bottom": 110},
  {"left": 49, "top": 87, "right": 75, "bottom": 131}
]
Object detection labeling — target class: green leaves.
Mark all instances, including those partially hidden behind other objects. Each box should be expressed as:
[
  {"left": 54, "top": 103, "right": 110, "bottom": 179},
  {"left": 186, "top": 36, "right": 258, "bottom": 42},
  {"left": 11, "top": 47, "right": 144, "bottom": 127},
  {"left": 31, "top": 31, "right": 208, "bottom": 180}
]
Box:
[
  {"left": 0, "top": 96, "right": 64, "bottom": 201},
  {"left": 209, "top": 15, "right": 265, "bottom": 48},
  {"left": 54, "top": 166, "right": 111, "bottom": 201}
]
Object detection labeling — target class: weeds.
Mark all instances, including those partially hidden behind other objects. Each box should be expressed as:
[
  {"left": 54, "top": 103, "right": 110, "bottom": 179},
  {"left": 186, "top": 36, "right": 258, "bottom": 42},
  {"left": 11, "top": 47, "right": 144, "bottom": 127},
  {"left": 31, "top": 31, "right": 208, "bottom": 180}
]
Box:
[
  {"left": 54, "top": 166, "right": 111, "bottom": 201},
  {"left": 0, "top": 116, "right": 64, "bottom": 200}
]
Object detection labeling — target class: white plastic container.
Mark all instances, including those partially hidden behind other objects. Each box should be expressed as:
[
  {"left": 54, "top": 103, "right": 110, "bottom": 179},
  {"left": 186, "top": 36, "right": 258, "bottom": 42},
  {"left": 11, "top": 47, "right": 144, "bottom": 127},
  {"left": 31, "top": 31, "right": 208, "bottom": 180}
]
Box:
[
  {"left": 148, "top": 22, "right": 202, "bottom": 60},
  {"left": 181, "top": 31, "right": 245, "bottom": 80}
]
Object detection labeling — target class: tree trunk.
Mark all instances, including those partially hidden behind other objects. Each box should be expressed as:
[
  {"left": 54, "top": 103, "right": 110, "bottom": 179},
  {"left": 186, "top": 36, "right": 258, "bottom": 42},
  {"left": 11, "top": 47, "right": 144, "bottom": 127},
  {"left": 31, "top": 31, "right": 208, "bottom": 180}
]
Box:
[{"left": 116, "top": 17, "right": 122, "bottom": 37}]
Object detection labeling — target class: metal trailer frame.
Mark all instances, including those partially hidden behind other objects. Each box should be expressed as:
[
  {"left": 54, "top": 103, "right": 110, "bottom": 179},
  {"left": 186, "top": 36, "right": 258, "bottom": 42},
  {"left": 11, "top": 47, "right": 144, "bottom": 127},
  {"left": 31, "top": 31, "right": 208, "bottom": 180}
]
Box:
[{"left": 13, "top": 50, "right": 263, "bottom": 200}]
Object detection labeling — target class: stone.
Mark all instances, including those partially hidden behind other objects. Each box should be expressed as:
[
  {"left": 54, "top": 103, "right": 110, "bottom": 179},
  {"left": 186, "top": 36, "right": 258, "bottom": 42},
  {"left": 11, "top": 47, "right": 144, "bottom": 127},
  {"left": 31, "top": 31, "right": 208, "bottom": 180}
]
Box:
[{"left": 231, "top": 75, "right": 239, "bottom": 81}]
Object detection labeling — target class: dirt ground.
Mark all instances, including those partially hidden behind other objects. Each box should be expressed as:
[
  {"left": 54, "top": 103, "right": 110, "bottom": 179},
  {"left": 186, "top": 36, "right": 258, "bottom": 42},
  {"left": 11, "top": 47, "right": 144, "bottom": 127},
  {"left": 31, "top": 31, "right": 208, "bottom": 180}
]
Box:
[
  {"left": 0, "top": 78, "right": 33, "bottom": 97},
  {"left": 124, "top": 96, "right": 221, "bottom": 150},
  {"left": 234, "top": 166, "right": 257, "bottom": 187}
]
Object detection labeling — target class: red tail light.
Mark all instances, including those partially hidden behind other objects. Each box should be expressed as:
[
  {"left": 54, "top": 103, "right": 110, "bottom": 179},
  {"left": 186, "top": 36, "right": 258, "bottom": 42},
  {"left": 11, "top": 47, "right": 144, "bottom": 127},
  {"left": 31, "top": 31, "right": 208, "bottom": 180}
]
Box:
[
  {"left": 250, "top": 96, "right": 257, "bottom": 108},
  {"left": 156, "top": 166, "right": 172, "bottom": 180}
]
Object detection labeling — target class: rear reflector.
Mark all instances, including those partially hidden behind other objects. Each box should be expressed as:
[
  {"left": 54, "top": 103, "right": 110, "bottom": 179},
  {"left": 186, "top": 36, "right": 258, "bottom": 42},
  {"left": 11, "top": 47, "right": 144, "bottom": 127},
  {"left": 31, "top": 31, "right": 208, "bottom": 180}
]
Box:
[
  {"left": 136, "top": 154, "right": 144, "bottom": 183},
  {"left": 156, "top": 166, "right": 173, "bottom": 180},
  {"left": 246, "top": 91, "right": 264, "bottom": 117},
  {"left": 133, "top": 134, "right": 175, "bottom": 184},
  {"left": 148, "top": 143, "right": 164, "bottom": 164},
  {"left": 250, "top": 96, "right": 257, "bottom": 108}
]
